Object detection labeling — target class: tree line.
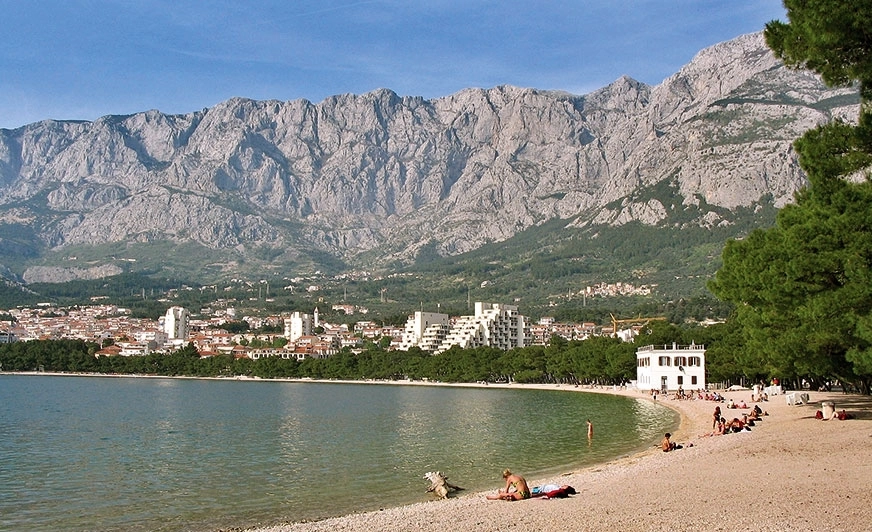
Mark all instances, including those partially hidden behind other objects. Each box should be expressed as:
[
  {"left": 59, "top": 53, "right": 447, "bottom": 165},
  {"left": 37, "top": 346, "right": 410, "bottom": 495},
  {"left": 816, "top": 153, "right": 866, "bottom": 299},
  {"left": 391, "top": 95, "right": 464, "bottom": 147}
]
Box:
[
  {"left": 709, "top": 1, "right": 872, "bottom": 394},
  {"left": 0, "top": 321, "right": 784, "bottom": 388}
]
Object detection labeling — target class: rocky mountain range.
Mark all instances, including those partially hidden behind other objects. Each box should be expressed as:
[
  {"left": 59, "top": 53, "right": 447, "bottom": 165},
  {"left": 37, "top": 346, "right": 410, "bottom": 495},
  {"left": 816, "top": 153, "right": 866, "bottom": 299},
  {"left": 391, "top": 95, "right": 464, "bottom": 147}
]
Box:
[{"left": 0, "top": 32, "right": 859, "bottom": 284}]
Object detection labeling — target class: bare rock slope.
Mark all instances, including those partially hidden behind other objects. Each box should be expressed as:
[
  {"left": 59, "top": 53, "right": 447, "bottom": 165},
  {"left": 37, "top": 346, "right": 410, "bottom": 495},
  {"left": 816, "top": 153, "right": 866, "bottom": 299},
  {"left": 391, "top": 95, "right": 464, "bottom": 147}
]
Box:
[{"left": 0, "top": 33, "right": 857, "bottom": 281}]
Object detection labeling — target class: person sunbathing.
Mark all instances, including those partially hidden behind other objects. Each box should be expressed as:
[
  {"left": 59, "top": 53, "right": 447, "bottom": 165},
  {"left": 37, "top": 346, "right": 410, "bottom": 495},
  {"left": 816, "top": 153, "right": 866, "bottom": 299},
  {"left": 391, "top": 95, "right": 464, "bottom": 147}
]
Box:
[
  {"left": 486, "top": 469, "right": 531, "bottom": 501},
  {"left": 724, "top": 418, "right": 742, "bottom": 433},
  {"left": 835, "top": 409, "right": 853, "bottom": 420},
  {"left": 662, "top": 433, "right": 682, "bottom": 451},
  {"left": 699, "top": 419, "right": 725, "bottom": 438},
  {"left": 730, "top": 417, "right": 749, "bottom": 432}
]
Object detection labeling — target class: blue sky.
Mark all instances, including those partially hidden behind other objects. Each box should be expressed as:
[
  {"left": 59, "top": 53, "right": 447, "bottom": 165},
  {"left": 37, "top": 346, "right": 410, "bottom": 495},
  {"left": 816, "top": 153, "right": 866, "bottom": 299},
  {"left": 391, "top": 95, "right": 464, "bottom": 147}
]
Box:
[{"left": 0, "top": 1, "right": 786, "bottom": 130}]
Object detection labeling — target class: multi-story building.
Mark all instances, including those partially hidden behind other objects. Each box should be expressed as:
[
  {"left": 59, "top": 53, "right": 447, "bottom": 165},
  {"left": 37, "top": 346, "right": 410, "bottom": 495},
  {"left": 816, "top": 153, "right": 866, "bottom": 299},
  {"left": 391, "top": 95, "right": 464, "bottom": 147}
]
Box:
[
  {"left": 134, "top": 329, "right": 169, "bottom": 346},
  {"left": 161, "top": 306, "right": 190, "bottom": 341},
  {"left": 635, "top": 342, "right": 706, "bottom": 393},
  {"left": 396, "top": 311, "right": 451, "bottom": 352},
  {"left": 435, "top": 302, "right": 529, "bottom": 354},
  {"left": 284, "top": 311, "right": 313, "bottom": 342}
]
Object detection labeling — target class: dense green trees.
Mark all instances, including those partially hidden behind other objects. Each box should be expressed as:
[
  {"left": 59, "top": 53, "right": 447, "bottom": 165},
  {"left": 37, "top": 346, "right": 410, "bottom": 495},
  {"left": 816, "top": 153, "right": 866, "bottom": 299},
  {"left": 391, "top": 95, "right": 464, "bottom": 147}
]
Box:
[
  {"left": 765, "top": 1, "right": 872, "bottom": 108},
  {"left": 0, "top": 334, "right": 643, "bottom": 385},
  {"left": 710, "top": 174, "right": 872, "bottom": 390},
  {"left": 710, "top": 2, "right": 872, "bottom": 393}
]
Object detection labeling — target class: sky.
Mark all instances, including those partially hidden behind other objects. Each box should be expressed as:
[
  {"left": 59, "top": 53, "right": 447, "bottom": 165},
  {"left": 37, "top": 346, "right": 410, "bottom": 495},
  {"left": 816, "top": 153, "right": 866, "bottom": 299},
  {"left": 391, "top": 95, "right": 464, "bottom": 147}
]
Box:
[{"left": 0, "top": 1, "right": 786, "bottom": 130}]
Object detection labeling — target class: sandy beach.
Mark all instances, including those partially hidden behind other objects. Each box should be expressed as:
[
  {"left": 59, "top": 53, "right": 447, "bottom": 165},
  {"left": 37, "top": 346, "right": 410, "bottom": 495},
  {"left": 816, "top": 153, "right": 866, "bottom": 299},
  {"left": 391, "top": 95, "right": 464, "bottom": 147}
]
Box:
[{"left": 249, "top": 384, "right": 872, "bottom": 532}]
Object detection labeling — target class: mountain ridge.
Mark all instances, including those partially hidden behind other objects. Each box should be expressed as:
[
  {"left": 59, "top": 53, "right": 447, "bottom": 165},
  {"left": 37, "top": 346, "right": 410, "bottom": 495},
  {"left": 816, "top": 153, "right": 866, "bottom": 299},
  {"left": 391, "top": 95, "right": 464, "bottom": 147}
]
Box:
[{"left": 0, "top": 32, "right": 859, "bottom": 284}]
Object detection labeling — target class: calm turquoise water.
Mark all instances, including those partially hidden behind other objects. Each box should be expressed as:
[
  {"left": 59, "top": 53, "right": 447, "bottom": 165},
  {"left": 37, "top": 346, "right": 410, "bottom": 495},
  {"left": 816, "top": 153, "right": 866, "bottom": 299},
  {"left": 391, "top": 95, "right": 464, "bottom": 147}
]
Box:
[{"left": 0, "top": 375, "right": 677, "bottom": 531}]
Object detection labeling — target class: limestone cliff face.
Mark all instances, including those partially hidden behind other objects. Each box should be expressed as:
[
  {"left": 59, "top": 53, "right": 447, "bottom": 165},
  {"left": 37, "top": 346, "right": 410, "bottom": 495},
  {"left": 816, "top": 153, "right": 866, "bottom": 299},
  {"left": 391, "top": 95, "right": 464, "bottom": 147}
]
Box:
[{"left": 0, "top": 32, "right": 858, "bottom": 281}]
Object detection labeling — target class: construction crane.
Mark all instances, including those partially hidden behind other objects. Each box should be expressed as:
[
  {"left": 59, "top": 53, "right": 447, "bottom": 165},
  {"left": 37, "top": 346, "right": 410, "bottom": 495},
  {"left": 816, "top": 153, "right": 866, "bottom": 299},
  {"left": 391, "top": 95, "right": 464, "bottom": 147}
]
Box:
[{"left": 609, "top": 314, "right": 667, "bottom": 336}]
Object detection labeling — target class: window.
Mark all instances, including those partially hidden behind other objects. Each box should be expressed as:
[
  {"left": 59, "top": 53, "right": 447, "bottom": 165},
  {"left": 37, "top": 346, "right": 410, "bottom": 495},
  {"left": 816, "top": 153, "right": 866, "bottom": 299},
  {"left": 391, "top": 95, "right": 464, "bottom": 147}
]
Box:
[
  {"left": 688, "top": 357, "right": 701, "bottom": 366},
  {"left": 658, "top": 356, "right": 671, "bottom": 366},
  {"left": 675, "top": 356, "right": 687, "bottom": 367},
  {"left": 677, "top": 376, "right": 683, "bottom": 385},
  {"left": 691, "top": 376, "right": 698, "bottom": 385}
]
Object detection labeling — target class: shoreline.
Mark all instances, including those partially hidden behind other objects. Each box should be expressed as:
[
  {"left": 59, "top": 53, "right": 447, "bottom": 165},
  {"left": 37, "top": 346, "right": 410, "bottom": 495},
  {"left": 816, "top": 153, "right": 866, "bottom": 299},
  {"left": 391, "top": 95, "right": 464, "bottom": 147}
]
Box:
[
  {"left": 6, "top": 372, "right": 871, "bottom": 530},
  {"left": 245, "top": 384, "right": 872, "bottom": 532}
]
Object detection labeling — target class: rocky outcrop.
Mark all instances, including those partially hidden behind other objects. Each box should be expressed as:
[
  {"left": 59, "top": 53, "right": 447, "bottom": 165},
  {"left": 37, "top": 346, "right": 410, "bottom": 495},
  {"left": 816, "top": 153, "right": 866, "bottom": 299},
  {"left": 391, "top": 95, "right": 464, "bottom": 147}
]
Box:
[
  {"left": 22, "top": 264, "right": 123, "bottom": 284},
  {"left": 0, "top": 32, "right": 859, "bottom": 280}
]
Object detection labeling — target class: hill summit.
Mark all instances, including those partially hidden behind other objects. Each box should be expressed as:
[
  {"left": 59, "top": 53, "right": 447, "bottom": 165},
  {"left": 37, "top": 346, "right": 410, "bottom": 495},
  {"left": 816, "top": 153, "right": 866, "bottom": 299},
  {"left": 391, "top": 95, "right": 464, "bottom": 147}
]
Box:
[{"left": 0, "top": 32, "right": 858, "bottom": 284}]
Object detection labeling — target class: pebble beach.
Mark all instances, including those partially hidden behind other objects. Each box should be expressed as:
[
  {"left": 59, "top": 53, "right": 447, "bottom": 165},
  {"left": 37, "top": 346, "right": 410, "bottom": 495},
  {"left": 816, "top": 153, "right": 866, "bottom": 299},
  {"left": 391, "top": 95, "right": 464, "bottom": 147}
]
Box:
[{"left": 248, "top": 385, "right": 872, "bottom": 532}]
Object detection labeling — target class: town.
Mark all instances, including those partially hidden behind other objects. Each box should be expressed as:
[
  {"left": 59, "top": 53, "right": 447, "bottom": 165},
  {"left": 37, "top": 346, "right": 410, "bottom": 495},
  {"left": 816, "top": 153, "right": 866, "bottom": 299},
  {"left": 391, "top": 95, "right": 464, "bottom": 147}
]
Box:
[{"left": 0, "top": 299, "right": 656, "bottom": 360}]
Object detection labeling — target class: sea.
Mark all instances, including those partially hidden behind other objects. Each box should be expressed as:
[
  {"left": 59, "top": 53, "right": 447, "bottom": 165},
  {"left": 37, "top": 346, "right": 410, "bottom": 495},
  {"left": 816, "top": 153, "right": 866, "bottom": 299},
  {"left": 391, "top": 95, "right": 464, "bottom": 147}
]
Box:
[{"left": 0, "top": 374, "right": 677, "bottom": 531}]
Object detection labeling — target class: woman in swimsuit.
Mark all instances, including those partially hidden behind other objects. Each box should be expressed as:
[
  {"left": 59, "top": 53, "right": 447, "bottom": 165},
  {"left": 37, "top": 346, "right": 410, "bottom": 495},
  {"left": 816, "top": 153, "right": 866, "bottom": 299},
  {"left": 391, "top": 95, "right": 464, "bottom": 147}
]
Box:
[{"left": 486, "top": 469, "right": 531, "bottom": 500}]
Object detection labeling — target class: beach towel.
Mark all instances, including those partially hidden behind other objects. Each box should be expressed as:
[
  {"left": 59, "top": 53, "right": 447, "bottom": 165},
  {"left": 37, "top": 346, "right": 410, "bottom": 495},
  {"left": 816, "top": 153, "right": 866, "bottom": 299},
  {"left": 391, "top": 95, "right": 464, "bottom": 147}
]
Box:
[{"left": 531, "top": 485, "right": 577, "bottom": 498}]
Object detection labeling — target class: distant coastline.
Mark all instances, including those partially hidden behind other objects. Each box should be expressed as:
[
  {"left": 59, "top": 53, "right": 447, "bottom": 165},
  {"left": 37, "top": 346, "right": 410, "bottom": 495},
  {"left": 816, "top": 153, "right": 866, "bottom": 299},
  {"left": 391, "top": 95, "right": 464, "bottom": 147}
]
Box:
[{"left": 0, "top": 370, "right": 651, "bottom": 395}]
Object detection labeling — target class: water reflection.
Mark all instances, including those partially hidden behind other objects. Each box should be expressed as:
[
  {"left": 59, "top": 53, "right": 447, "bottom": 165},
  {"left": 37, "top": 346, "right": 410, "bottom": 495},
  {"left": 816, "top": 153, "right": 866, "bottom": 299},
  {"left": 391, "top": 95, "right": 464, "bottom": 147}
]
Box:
[{"left": 0, "top": 377, "right": 677, "bottom": 532}]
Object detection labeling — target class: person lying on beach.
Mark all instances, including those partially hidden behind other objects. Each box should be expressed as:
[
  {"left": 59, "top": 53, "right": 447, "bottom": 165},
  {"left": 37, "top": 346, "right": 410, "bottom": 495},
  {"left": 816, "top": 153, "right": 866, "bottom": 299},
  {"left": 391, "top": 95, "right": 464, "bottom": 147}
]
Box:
[
  {"left": 727, "top": 417, "right": 750, "bottom": 433},
  {"left": 486, "top": 469, "right": 531, "bottom": 501}
]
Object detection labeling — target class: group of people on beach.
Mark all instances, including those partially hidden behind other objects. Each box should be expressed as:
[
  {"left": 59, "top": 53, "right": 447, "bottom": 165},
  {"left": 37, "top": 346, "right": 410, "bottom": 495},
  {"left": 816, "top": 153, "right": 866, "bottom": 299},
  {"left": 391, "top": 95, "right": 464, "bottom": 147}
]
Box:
[
  {"left": 700, "top": 402, "right": 767, "bottom": 438},
  {"left": 651, "top": 387, "right": 736, "bottom": 402}
]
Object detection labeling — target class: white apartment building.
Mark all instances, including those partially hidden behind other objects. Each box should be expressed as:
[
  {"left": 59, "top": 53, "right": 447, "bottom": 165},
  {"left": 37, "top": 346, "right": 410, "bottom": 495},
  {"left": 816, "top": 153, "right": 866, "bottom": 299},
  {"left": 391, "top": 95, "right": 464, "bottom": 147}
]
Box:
[
  {"left": 134, "top": 329, "right": 169, "bottom": 346},
  {"left": 116, "top": 341, "right": 153, "bottom": 356},
  {"left": 396, "top": 311, "right": 451, "bottom": 352},
  {"left": 636, "top": 343, "right": 706, "bottom": 392},
  {"left": 435, "top": 302, "right": 529, "bottom": 354},
  {"left": 284, "top": 311, "right": 313, "bottom": 342},
  {"left": 161, "top": 306, "right": 190, "bottom": 340}
]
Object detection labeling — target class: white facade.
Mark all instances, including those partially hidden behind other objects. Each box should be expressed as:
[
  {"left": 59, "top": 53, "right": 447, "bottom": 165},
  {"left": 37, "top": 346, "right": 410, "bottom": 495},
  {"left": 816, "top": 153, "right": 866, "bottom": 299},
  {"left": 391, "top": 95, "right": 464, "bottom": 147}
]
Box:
[
  {"left": 134, "top": 329, "right": 169, "bottom": 346},
  {"left": 117, "top": 341, "right": 153, "bottom": 356},
  {"left": 636, "top": 343, "right": 706, "bottom": 392},
  {"left": 397, "top": 311, "right": 450, "bottom": 352},
  {"left": 162, "top": 306, "right": 190, "bottom": 340},
  {"left": 284, "top": 311, "right": 313, "bottom": 342},
  {"left": 436, "top": 302, "right": 529, "bottom": 354}
]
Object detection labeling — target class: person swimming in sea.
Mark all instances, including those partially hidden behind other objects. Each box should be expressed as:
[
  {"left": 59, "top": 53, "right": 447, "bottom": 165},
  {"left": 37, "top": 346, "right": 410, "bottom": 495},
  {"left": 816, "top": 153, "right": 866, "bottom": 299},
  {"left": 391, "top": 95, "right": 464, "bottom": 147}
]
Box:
[{"left": 486, "top": 468, "right": 531, "bottom": 501}]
